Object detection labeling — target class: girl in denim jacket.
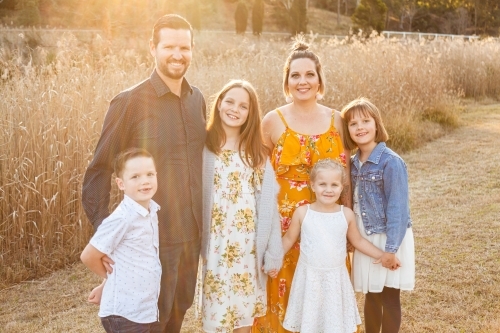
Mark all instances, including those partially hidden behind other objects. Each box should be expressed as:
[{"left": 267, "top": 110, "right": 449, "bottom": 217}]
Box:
[{"left": 341, "top": 98, "right": 415, "bottom": 333}]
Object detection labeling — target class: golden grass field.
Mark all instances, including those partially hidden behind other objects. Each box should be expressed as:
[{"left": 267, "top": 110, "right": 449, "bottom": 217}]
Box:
[
  {"left": 2, "top": 31, "right": 499, "bottom": 287},
  {"left": 1, "top": 101, "right": 499, "bottom": 332},
  {"left": 0, "top": 29, "right": 500, "bottom": 331}
]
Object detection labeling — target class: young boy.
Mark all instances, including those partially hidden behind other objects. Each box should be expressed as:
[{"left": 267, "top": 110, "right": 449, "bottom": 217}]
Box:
[{"left": 81, "top": 147, "right": 161, "bottom": 333}]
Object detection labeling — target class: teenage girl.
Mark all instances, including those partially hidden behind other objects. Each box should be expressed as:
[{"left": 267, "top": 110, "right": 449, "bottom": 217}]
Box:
[
  {"left": 281, "top": 159, "right": 396, "bottom": 333},
  {"left": 341, "top": 98, "right": 415, "bottom": 333},
  {"left": 201, "top": 80, "right": 283, "bottom": 333}
]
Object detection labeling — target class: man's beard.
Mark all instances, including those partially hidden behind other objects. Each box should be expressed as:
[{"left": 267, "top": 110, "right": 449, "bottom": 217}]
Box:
[{"left": 158, "top": 60, "right": 189, "bottom": 80}]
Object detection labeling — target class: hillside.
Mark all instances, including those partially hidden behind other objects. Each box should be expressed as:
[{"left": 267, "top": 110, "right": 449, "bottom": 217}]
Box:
[
  {"left": 206, "top": 2, "right": 352, "bottom": 35},
  {"left": 0, "top": 0, "right": 352, "bottom": 36}
]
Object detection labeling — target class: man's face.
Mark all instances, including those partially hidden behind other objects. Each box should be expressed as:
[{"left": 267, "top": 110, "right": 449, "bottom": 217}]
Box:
[{"left": 150, "top": 28, "right": 192, "bottom": 81}]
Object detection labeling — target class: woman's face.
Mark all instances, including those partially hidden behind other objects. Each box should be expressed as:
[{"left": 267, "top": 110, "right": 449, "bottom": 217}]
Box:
[
  {"left": 218, "top": 87, "right": 250, "bottom": 132},
  {"left": 287, "top": 58, "right": 320, "bottom": 102}
]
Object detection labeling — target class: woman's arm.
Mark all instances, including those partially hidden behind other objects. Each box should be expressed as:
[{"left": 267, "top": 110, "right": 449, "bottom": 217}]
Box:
[
  {"left": 341, "top": 152, "right": 353, "bottom": 209},
  {"left": 262, "top": 111, "right": 285, "bottom": 153},
  {"left": 334, "top": 110, "right": 353, "bottom": 209}
]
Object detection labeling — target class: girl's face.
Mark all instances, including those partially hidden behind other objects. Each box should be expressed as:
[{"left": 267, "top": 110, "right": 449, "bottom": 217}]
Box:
[
  {"left": 311, "top": 168, "right": 343, "bottom": 206},
  {"left": 287, "top": 58, "right": 320, "bottom": 102},
  {"left": 218, "top": 87, "right": 250, "bottom": 132},
  {"left": 347, "top": 111, "right": 377, "bottom": 149}
]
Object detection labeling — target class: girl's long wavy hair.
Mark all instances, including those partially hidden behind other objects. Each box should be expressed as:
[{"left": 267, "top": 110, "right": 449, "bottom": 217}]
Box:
[{"left": 205, "top": 80, "right": 269, "bottom": 168}]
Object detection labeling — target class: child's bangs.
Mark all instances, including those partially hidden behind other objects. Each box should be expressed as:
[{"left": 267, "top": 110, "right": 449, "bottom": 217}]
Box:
[{"left": 345, "top": 105, "right": 375, "bottom": 122}]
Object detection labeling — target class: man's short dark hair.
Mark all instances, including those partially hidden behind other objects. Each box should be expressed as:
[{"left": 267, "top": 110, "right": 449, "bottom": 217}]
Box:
[
  {"left": 152, "top": 14, "right": 193, "bottom": 46},
  {"left": 114, "top": 148, "right": 155, "bottom": 178}
]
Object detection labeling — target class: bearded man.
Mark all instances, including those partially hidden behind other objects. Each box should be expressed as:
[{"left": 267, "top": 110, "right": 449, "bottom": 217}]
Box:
[{"left": 82, "top": 14, "right": 206, "bottom": 333}]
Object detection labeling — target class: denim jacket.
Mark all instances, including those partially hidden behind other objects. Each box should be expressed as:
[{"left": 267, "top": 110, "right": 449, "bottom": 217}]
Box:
[{"left": 351, "top": 142, "right": 412, "bottom": 253}]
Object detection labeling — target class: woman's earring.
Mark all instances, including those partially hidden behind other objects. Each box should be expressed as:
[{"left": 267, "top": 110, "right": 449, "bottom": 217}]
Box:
[
  {"left": 285, "top": 95, "right": 293, "bottom": 103},
  {"left": 316, "top": 93, "right": 323, "bottom": 101}
]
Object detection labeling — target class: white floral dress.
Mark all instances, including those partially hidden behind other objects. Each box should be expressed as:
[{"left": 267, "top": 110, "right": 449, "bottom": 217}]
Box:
[{"left": 202, "top": 150, "right": 267, "bottom": 332}]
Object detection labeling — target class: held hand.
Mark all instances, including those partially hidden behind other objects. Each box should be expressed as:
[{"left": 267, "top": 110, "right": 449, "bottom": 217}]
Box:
[
  {"left": 267, "top": 269, "right": 279, "bottom": 279},
  {"left": 88, "top": 281, "right": 105, "bottom": 305},
  {"left": 380, "top": 252, "right": 399, "bottom": 270},
  {"left": 262, "top": 266, "right": 279, "bottom": 279},
  {"left": 390, "top": 257, "right": 402, "bottom": 271},
  {"left": 373, "top": 255, "right": 401, "bottom": 270},
  {"left": 101, "top": 255, "right": 115, "bottom": 274}
]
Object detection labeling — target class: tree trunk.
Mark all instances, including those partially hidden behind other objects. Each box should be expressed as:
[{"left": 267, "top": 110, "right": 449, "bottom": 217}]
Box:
[
  {"left": 474, "top": 0, "right": 478, "bottom": 34},
  {"left": 337, "top": 0, "right": 340, "bottom": 26}
]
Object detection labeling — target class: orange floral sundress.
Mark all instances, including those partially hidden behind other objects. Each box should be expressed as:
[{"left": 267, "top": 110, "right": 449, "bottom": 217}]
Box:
[{"left": 253, "top": 109, "right": 349, "bottom": 333}]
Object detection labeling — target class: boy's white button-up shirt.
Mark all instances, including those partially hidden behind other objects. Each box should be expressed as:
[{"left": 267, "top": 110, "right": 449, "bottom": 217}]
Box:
[{"left": 90, "top": 195, "right": 161, "bottom": 323}]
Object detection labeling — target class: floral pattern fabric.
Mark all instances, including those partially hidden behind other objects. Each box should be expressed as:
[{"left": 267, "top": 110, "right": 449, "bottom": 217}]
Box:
[
  {"left": 202, "top": 150, "right": 266, "bottom": 332},
  {"left": 253, "top": 110, "right": 348, "bottom": 333}
]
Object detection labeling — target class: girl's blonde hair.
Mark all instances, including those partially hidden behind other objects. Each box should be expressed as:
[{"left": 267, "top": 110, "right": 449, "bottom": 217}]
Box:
[
  {"left": 283, "top": 38, "right": 325, "bottom": 99},
  {"left": 340, "top": 97, "right": 389, "bottom": 151},
  {"left": 206, "top": 80, "right": 269, "bottom": 168},
  {"left": 310, "top": 158, "right": 346, "bottom": 185}
]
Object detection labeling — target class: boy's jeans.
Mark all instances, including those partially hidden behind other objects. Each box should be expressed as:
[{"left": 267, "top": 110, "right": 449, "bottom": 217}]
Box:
[{"left": 101, "top": 315, "right": 154, "bottom": 333}]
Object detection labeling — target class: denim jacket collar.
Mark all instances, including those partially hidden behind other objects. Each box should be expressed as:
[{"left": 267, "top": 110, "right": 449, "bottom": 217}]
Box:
[{"left": 353, "top": 142, "right": 387, "bottom": 169}]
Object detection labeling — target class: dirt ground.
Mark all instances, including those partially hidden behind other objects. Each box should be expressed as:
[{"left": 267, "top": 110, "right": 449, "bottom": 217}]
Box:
[{"left": 1, "top": 102, "right": 499, "bottom": 333}]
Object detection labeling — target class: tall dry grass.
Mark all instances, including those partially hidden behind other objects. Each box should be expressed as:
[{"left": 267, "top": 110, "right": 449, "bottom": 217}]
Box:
[{"left": 0, "top": 30, "right": 499, "bottom": 287}]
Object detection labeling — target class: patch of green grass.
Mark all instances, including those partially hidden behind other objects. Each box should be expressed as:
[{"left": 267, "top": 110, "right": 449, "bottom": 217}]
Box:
[{"left": 421, "top": 104, "right": 461, "bottom": 129}]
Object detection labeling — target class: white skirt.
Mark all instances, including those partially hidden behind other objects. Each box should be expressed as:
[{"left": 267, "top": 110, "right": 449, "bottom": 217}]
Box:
[{"left": 351, "top": 215, "right": 415, "bottom": 293}]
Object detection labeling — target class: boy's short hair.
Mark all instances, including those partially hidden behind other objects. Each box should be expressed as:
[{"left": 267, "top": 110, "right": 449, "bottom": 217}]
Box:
[
  {"left": 340, "top": 97, "right": 389, "bottom": 151},
  {"left": 114, "top": 148, "right": 155, "bottom": 178},
  {"left": 151, "top": 14, "right": 193, "bottom": 46}
]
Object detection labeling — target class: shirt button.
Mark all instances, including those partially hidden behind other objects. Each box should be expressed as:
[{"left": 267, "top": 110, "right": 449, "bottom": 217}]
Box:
[
  {"left": 359, "top": 195, "right": 363, "bottom": 198},
  {"left": 362, "top": 212, "right": 366, "bottom": 216},
  {"left": 366, "top": 231, "right": 372, "bottom": 235},
  {"left": 372, "top": 176, "right": 375, "bottom": 180}
]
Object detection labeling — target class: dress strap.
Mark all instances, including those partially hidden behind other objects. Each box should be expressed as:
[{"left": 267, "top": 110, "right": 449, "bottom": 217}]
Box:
[
  {"left": 330, "top": 109, "right": 336, "bottom": 128},
  {"left": 276, "top": 109, "right": 289, "bottom": 128}
]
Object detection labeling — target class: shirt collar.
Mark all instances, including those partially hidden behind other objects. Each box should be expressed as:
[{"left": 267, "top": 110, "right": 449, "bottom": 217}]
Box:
[
  {"left": 150, "top": 70, "right": 193, "bottom": 98},
  {"left": 353, "top": 142, "right": 387, "bottom": 166},
  {"left": 122, "top": 195, "right": 160, "bottom": 217}
]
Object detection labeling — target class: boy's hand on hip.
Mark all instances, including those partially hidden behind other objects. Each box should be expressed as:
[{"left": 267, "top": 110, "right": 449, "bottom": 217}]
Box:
[{"left": 101, "top": 255, "right": 115, "bottom": 274}]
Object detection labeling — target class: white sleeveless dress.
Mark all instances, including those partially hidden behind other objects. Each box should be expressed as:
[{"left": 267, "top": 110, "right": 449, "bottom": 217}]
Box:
[{"left": 283, "top": 205, "right": 361, "bottom": 333}]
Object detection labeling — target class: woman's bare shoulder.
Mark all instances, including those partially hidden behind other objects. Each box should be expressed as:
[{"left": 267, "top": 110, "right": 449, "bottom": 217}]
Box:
[{"left": 262, "top": 108, "right": 287, "bottom": 130}]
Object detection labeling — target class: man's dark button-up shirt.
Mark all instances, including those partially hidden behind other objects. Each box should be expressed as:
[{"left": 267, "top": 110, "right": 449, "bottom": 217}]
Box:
[{"left": 82, "top": 70, "right": 206, "bottom": 244}]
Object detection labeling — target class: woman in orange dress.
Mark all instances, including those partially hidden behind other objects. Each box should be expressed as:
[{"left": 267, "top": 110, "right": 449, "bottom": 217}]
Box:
[{"left": 252, "top": 40, "right": 352, "bottom": 333}]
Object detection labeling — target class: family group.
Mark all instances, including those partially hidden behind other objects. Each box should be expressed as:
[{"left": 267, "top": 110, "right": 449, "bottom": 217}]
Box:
[{"left": 79, "top": 13, "right": 415, "bottom": 333}]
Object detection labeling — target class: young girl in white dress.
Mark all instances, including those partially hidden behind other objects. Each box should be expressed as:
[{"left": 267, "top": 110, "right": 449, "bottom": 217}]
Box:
[
  {"left": 201, "top": 80, "right": 283, "bottom": 333},
  {"left": 341, "top": 98, "right": 415, "bottom": 333},
  {"left": 281, "top": 159, "right": 397, "bottom": 333}
]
